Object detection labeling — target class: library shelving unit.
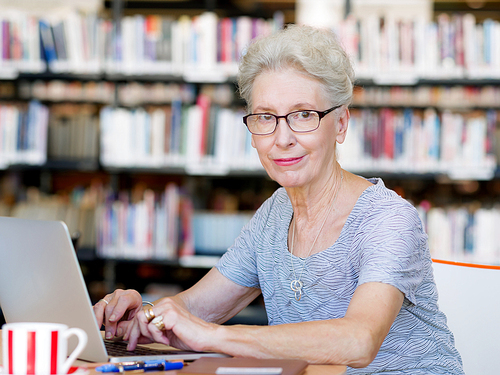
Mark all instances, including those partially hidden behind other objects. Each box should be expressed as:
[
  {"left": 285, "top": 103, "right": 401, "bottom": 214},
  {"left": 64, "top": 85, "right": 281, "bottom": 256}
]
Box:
[
  {"left": 1, "top": 0, "right": 500, "bottom": 306},
  {"left": 0, "top": 0, "right": 286, "bottom": 313}
]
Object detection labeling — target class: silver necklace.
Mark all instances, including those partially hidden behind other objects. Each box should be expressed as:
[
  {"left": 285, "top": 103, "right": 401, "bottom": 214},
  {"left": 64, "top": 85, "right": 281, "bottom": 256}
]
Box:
[{"left": 289, "top": 169, "right": 344, "bottom": 301}]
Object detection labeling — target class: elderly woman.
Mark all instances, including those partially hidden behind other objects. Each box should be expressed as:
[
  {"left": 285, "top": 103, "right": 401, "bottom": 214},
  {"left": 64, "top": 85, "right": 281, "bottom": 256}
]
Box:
[{"left": 94, "top": 25, "right": 464, "bottom": 374}]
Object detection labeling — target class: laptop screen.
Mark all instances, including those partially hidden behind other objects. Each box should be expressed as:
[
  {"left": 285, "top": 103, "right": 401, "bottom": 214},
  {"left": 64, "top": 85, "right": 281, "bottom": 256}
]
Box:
[
  {"left": 0, "top": 217, "right": 109, "bottom": 362},
  {"left": 0, "top": 216, "right": 228, "bottom": 363}
]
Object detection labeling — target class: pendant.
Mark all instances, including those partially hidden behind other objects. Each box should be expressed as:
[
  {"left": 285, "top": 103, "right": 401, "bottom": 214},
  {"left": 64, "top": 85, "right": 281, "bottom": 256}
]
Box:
[{"left": 290, "top": 279, "right": 303, "bottom": 301}]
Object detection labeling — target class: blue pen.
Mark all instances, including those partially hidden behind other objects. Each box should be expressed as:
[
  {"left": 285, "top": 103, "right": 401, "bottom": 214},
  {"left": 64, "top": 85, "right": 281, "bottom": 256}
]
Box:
[{"left": 96, "top": 360, "right": 184, "bottom": 372}]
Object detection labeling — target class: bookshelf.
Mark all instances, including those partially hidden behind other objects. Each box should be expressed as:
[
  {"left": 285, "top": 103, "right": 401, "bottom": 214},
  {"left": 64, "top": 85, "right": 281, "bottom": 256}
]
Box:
[{"left": 1, "top": 0, "right": 500, "bottom": 305}]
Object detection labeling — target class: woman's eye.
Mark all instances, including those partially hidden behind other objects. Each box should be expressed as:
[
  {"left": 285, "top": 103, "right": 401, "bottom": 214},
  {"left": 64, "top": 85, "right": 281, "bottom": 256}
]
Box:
[
  {"left": 259, "top": 114, "right": 274, "bottom": 122},
  {"left": 291, "top": 111, "right": 312, "bottom": 121}
]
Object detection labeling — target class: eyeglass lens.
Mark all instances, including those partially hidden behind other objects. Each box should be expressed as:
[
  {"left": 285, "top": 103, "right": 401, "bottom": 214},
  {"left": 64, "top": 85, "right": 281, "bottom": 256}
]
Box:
[{"left": 246, "top": 111, "right": 320, "bottom": 135}]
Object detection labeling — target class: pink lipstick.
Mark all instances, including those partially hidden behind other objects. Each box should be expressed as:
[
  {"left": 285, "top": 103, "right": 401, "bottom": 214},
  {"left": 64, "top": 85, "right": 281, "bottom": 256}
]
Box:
[{"left": 273, "top": 156, "right": 304, "bottom": 166}]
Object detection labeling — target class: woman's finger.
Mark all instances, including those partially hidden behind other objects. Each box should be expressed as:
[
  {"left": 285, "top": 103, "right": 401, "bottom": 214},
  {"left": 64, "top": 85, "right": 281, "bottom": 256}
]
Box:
[
  {"left": 125, "top": 306, "right": 155, "bottom": 346},
  {"left": 102, "top": 292, "right": 120, "bottom": 339},
  {"left": 106, "top": 290, "right": 142, "bottom": 323},
  {"left": 148, "top": 317, "right": 171, "bottom": 346},
  {"left": 93, "top": 297, "right": 110, "bottom": 328},
  {"left": 103, "top": 290, "right": 142, "bottom": 339},
  {"left": 125, "top": 319, "right": 141, "bottom": 350}
]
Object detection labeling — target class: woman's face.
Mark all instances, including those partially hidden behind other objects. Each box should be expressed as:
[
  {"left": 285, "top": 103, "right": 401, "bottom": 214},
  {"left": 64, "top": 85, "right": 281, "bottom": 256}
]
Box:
[{"left": 249, "top": 68, "right": 348, "bottom": 189}]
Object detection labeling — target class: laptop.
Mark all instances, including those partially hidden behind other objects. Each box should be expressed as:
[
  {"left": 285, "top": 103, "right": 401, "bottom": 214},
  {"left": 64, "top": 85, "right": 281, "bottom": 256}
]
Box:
[{"left": 0, "top": 216, "right": 227, "bottom": 363}]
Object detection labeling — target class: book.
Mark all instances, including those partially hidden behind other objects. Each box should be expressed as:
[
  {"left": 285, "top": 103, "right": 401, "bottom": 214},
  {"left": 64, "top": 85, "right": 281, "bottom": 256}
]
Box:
[
  {"left": 4, "top": 9, "right": 500, "bottom": 80},
  {"left": 197, "top": 93, "right": 211, "bottom": 156},
  {"left": 159, "top": 17, "right": 173, "bottom": 62},
  {"left": 39, "top": 18, "right": 57, "bottom": 64},
  {"left": 219, "top": 17, "right": 234, "bottom": 63},
  {"left": 151, "top": 107, "right": 166, "bottom": 165},
  {"left": 96, "top": 185, "right": 184, "bottom": 260},
  {"left": 170, "top": 98, "right": 183, "bottom": 156},
  {"left": 51, "top": 20, "right": 67, "bottom": 60},
  {"left": 178, "top": 193, "right": 194, "bottom": 257},
  {"left": 164, "top": 183, "right": 180, "bottom": 259},
  {"left": 2, "top": 19, "right": 11, "bottom": 61}
]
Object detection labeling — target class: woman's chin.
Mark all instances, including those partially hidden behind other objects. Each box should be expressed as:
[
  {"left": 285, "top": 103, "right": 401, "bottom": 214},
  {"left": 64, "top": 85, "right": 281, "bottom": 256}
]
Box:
[{"left": 269, "top": 172, "right": 305, "bottom": 189}]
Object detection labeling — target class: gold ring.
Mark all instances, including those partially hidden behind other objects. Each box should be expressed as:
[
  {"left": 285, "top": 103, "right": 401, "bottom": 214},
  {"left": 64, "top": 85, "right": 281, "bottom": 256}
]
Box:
[
  {"left": 152, "top": 316, "right": 165, "bottom": 331},
  {"left": 99, "top": 299, "right": 109, "bottom": 305},
  {"left": 144, "top": 307, "right": 155, "bottom": 323}
]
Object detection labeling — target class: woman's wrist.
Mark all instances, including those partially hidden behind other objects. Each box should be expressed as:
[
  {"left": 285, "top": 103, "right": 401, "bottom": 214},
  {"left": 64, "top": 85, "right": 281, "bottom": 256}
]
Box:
[
  {"left": 209, "top": 323, "right": 230, "bottom": 354},
  {"left": 209, "top": 323, "right": 262, "bottom": 357}
]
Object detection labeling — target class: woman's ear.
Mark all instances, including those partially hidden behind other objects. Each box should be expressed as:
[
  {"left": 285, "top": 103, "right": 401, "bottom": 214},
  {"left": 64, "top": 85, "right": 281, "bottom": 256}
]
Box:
[{"left": 335, "top": 107, "right": 350, "bottom": 144}]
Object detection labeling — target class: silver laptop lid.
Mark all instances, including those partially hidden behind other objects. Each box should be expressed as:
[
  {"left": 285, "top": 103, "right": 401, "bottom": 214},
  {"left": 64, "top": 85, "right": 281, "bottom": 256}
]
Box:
[
  {"left": 0, "top": 216, "right": 228, "bottom": 363},
  {"left": 0, "top": 216, "right": 108, "bottom": 362}
]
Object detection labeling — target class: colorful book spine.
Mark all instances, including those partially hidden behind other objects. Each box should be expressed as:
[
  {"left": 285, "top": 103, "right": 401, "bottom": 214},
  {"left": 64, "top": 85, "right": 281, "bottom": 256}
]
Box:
[
  {"left": 420, "top": 203, "right": 500, "bottom": 265},
  {"left": 3, "top": 9, "right": 500, "bottom": 80},
  {"left": 336, "top": 13, "right": 500, "bottom": 81},
  {"left": 39, "top": 19, "right": 57, "bottom": 64},
  {"left": 96, "top": 184, "right": 188, "bottom": 260},
  {"left": 99, "top": 92, "right": 261, "bottom": 173},
  {"left": 0, "top": 100, "right": 48, "bottom": 168},
  {"left": 338, "top": 107, "right": 498, "bottom": 179}
]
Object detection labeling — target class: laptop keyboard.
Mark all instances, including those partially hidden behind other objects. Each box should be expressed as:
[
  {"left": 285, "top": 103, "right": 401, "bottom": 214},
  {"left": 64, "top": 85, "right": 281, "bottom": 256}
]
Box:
[
  {"left": 104, "top": 339, "right": 175, "bottom": 356},
  {"left": 103, "top": 338, "right": 229, "bottom": 361}
]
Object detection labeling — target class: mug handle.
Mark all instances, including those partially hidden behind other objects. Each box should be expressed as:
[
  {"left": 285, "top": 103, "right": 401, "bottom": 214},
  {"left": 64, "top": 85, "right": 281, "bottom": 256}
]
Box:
[{"left": 61, "top": 328, "right": 88, "bottom": 374}]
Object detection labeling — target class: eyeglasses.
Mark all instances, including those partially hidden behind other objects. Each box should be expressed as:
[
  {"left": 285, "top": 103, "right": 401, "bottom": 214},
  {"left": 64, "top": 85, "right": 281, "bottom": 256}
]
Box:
[{"left": 242, "top": 105, "right": 342, "bottom": 136}]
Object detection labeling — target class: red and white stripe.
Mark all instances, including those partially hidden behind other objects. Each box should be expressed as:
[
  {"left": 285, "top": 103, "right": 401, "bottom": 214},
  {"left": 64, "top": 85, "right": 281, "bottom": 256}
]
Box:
[{"left": 4, "top": 328, "right": 62, "bottom": 375}]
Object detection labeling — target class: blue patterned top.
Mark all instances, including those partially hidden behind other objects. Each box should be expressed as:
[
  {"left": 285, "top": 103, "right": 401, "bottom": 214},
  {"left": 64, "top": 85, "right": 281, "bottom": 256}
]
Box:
[{"left": 216, "top": 178, "right": 464, "bottom": 374}]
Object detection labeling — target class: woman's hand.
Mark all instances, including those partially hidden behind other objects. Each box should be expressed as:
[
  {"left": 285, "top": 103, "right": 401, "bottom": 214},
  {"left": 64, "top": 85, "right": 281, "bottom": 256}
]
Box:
[
  {"left": 123, "top": 297, "right": 217, "bottom": 352},
  {"left": 93, "top": 289, "right": 143, "bottom": 340}
]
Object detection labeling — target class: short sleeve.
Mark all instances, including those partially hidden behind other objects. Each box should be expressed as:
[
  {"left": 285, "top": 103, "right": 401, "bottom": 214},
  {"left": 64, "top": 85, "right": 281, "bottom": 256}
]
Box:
[
  {"left": 357, "top": 199, "right": 428, "bottom": 305},
  {"left": 215, "top": 191, "right": 277, "bottom": 289}
]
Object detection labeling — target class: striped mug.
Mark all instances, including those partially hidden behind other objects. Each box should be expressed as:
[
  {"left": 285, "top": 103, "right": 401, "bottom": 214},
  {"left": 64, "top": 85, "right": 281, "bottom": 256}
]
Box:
[{"left": 2, "top": 322, "right": 87, "bottom": 375}]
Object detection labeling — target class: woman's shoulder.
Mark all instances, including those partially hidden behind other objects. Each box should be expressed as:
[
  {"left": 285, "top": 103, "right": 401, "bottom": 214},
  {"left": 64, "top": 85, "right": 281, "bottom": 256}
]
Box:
[
  {"left": 359, "top": 177, "right": 414, "bottom": 208},
  {"left": 350, "top": 177, "right": 422, "bottom": 227}
]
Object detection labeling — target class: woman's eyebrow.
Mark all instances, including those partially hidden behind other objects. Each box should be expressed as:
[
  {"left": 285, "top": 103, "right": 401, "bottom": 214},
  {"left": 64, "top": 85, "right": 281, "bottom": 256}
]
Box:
[
  {"left": 252, "top": 107, "right": 274, "bottom": 113},
  {"left": 253, "top": 103, "right": 316, "bottom": 113}
]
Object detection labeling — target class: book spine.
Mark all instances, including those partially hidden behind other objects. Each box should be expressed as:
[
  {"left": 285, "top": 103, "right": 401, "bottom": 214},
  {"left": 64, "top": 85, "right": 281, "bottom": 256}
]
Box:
[
  {"left": 3, "top": 20, "right": 11, "bottom": 61},
  {"left": 196, "top": 93, "right": 211, "bottom": 156}
]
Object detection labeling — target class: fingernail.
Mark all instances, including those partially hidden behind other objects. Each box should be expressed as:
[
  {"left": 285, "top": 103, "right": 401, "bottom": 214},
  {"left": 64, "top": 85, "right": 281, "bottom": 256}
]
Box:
[
  {"left": 117, "top": 328, "right": 123, "bottom": 337},
  {"left": 105, "top": 331, "right": 112, "bottom": 339},
  {"left": 109, "top": 314, "right": 116, "bottom": 322}
]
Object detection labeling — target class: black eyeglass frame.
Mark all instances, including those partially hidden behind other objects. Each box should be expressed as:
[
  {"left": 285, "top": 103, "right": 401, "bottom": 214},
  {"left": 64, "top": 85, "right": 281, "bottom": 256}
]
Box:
[{"left": 242, "top": 105, "right": 342, "bottom": 136}]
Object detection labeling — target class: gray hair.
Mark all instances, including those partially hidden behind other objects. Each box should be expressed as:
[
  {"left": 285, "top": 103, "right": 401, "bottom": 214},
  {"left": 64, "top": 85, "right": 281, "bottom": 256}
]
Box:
[{"left": 238, "top": 24, "right": 355, "bottom": 110}]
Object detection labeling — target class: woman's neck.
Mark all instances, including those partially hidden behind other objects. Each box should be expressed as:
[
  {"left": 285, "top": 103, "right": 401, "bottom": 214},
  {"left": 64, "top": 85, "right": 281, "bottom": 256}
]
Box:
[{"left": 286, "top": 165, "right": 344, "bottom": 225}]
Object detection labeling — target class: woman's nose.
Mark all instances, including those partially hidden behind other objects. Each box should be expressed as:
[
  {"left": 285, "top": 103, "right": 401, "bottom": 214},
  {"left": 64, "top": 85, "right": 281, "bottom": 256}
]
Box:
[{"left": 274, "top": 118, "right": 296, "bottom": 147}]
